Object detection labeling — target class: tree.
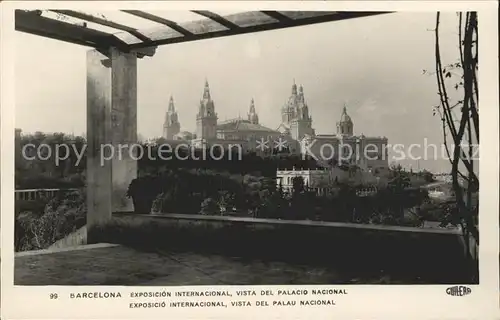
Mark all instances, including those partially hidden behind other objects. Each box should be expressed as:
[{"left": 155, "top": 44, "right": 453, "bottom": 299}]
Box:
[
  {"left": 336, "top": 183, "right": 357, "bottom": 222},
  {"left": 216, "top": 190, "right": 236, "bottom": 215},
  {"left": 388, "top": 164, "right": 411, "bottom": 192},
  {"left": 200, "top": 197, "right": 218, "bottom": 215},
  {"left": 386, "top": 164, "right": 412, "bottom": 218},
  {"left": 15, "top": 189, "right": 86, "bottom": 251},
  {"left": 421, "top": 170, "right": 435, "bottom": 183},
  {"left": 432, "top": 12, "right": 479, "bottom": 263},
  {"left": 16, "top": 131, "right": 86, "bottom": 189},
  {"left": 292, "top": 176, "right": 305, "bottom": 195}
]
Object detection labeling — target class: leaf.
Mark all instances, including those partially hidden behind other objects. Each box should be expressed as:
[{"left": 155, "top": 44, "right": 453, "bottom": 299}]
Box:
[{"left": 445, "top": 72, "right": 452, "bottom": 78}]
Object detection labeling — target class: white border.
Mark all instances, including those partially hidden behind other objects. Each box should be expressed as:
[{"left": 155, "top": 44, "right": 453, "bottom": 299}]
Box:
[{"left": 1, "top": 1, "right": 499, "bottom": 319}]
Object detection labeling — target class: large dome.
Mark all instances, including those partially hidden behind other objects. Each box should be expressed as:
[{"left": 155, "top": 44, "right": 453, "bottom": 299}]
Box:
[
  {"left": 217, "top": 118, "right": 279, "bottom": 134},
  {"left": 174, "top": 131, "right": 194, "bottom": 141}
]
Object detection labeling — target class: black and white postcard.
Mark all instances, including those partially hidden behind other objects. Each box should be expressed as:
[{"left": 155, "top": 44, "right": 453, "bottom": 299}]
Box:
[{"left": 1, "top": 1, "right": 498, "bottom": 319}]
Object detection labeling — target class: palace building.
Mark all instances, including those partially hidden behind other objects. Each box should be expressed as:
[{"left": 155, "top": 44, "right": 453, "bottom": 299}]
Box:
[{"left": 162, "top": 79, "right": 389, "bottom": 173}]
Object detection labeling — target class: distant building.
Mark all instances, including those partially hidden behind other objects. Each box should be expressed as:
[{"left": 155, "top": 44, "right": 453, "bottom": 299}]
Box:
[
  {"left": 433, "top": 173, "right": 466, "bottom": 186},
  {"left": 160, "top": 79, "right": 389, "bottom": 172},
  {"left": 299, "top": 105, "right": 388, "bottom": 173},
  {"left": 277, "top": 167, "right": 333, "bottom": 196},
  {"left": 276, "top": 81, "right": 315, "bottom": 142},
  {"left": 276, "top": 166, "right": 381, "bottom": 196},
  {"left": 174, "top": 131, "right": 194, "bottom": 141}
]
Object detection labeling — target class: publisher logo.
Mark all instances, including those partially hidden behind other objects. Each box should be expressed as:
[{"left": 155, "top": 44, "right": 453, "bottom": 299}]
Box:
[{"left": 445, "top": 286, "right": 472, "bottom": 296}]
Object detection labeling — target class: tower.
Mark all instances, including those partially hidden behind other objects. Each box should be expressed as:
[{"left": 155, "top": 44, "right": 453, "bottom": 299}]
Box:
[
  {"left": 248, "top": 98, "right": 259, "bottom": 124},
  {"left": 290, "top": 83, "right": 315, "bottom": 140},
  {"left": 196, "top": 79, "right": 218, "bottom": 141},
  {"left": 163, "top": 95, "right": 181, "bottom": 140},
  {"left": 336, "top": 104, "right": 354, "bottom": 136},
  {"left": 281, "top": 79, "right": 298, "bottom": 125}
]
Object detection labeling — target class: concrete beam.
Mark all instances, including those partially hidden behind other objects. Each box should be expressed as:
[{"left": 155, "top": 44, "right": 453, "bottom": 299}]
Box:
[
  {"left": 122, "top": 11, "right": 392, "bottom": 49},
  {"left": 86, "top": 48, "right": 137, "bottom": 236},
  {"left": 15, "top": 10, "right": 129, "bottom": 51}
]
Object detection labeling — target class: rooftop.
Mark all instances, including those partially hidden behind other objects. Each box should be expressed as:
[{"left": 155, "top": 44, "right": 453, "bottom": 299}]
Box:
[
  {"left": 15, "top": 243, "right": 363, "bottom": 285},
  {"left": 217, "top": 118, "right": 278, "bottom": 133},
  {"left": 14, "top": 214, "right": 472, "bottom": 285},
  {"left": 312, "top": 134, "right": 388, "bottom": 140}
]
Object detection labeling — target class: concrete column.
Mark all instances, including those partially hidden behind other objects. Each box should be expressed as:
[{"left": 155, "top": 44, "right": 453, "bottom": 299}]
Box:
[
  {"left": 86, "top": 48, "right": 137, "bottom": 232},
  {"left": 111, "top": 50, "right": 137, "bottom": 213}
]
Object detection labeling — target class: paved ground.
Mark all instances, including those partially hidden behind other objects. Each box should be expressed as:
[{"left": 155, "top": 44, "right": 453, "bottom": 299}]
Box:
[{"left": 15, "top": 244, "right": 353, "bottom": 286}]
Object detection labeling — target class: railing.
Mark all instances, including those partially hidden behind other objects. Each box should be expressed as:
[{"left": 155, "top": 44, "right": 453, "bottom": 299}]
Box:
[
  {"left": 15, "top": 188, "right": 79, "bottom": 201},
  {"left": 355, "top": 187, "right": 378, "bottom": 197}
]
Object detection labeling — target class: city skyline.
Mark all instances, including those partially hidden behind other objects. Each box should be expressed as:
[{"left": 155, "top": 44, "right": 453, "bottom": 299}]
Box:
[{"left": 15, "top": 11, "right": 461, "bottom": 172}]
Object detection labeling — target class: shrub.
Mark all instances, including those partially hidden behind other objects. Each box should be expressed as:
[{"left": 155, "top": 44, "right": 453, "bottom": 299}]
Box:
[
  {"left": 200, "top": 198, "right": 219, "bottom": 215},
  {"left": 15, "top": 198, "right": 51, "bottom": 217},
  {"left": 125, "top": 167, "right": 432, "bottom": 228},
  {"left": 15, "top": 189, "right": 86, "bottom": 252}
]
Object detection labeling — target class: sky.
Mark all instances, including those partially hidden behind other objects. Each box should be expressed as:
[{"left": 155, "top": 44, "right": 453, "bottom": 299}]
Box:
[{"left": 14, "top": 11, "right": 463, "bottom": 173}]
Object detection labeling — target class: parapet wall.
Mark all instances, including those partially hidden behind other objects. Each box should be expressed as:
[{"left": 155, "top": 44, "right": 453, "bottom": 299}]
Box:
[
  {"left": 91, "top": 212, "right": 478, "bottom": 284},
  {"left": 48, "top": 226, "right": 87, "bottom": 250}
]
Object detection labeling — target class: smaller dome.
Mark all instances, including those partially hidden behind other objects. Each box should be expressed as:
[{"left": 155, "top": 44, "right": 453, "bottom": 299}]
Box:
[
  {"left": 341, "top": 113, "right": 352, "bottom": 123},
  {"left": 340, "top": 105, "right": 352, "bottom": 123}
]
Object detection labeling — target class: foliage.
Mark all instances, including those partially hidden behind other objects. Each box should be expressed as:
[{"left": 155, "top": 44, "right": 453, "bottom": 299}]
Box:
[
  {"left": 126, "top": 164, "right": 434, "bottom": 227},
  {"left": 137, "top": 143, "right": 320, "bottom": 178},
  {"left": 256, "top": 187, "right": 289, "bottom": 219},
  {"left": 387, "top": 164, "right": 411, "bottom": 191},
  {"left": 15, "top": 189, "right": 86, "bottom": 252},
  {"left": 200, "top": 198, "right": 219, "bottom": 215},
  {"left": 419, "top": 199, "right": 460, "bottom": 227},
  {"left": 420, "top": 170, "right": 435, "bottom": 183},
  {"left": 431, "top": 12, "right": 479, "bottom": 262},
  {"left": 16, "top": 130, "right": 448, "bottom": 242},
  {"left": 292, "top": 176, "right": 305, "bottom": 194},
  {"left": 16, "top": 131, "right": 86, "bottom": 189},
  {"left": 15, "top": 197, "right": 52, "bottom": 217}
]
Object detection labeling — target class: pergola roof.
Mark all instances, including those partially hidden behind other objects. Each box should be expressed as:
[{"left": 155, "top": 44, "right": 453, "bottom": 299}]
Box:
[{"left": 15, "top": 10, "right": 391, "bottom": 57}]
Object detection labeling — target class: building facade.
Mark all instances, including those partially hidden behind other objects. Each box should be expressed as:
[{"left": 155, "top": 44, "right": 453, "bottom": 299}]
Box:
[
  {"left": 276, "top": 167, "right": 380, "bottom": 196},
  {"left": 276, "top": 168, "right": 334, "bottom": 196},
  {"left": 277, "top": 81, "right": 315, "bottom": 141},
  {"left": 161, "top": 79, "right": 389, "bottom": 172}
]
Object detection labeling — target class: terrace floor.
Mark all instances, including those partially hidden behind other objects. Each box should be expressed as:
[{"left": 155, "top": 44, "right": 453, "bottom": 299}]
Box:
[{"left": 15, "top": 243, "right": 368, "bottom": 286}]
